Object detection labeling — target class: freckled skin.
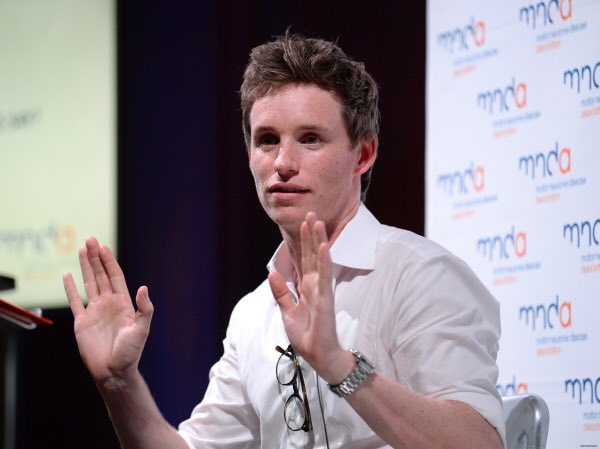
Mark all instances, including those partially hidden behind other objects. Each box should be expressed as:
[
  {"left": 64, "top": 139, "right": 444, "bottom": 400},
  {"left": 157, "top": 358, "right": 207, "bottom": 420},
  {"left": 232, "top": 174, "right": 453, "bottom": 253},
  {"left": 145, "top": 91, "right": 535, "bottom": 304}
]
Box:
[
  {"left": 248, "top": 83, "right": 364, "bottom": 242},
  {"left": 64, "top": 80, "right": 502, "bottom": 449}
]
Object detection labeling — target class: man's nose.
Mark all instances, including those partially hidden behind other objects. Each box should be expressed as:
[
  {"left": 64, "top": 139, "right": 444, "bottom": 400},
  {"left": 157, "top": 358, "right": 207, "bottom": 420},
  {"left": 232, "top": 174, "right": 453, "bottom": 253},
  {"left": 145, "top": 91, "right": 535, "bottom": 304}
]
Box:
[{"left": 273, "top": 142, "right": 299, "bottom": 178}]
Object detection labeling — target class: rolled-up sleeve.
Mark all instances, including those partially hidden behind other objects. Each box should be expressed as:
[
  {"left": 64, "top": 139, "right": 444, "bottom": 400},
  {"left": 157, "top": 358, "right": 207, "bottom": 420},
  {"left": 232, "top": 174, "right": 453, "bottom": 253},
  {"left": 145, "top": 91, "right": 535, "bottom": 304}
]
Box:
[{"left": 391, "top": 253, "right": 505, "bottom": 446}]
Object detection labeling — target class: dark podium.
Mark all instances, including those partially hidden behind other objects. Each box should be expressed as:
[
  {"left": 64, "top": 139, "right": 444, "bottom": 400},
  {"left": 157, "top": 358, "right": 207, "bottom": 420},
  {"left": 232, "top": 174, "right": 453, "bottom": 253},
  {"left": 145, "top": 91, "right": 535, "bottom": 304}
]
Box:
[{"left": 0, "top": 275, "right": 53, "bottom": 449}]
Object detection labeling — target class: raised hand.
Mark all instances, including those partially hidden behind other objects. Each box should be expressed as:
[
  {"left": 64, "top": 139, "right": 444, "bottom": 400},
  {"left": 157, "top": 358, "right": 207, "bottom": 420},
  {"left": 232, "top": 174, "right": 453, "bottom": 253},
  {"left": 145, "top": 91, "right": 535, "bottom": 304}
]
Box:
[
  {"left": 269, "top": 212, "right": 353, "bottom": 384},
  {"left": 63, "top": 237, "right": 154, "bottom": 385}
]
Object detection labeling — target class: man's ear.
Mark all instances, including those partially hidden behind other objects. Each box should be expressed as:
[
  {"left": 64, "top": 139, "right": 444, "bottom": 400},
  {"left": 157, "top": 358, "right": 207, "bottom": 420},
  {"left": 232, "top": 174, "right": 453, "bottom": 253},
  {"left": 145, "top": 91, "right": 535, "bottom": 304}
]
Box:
[{"left": 354, "top": 137, "right": 377, "bottom": 176}]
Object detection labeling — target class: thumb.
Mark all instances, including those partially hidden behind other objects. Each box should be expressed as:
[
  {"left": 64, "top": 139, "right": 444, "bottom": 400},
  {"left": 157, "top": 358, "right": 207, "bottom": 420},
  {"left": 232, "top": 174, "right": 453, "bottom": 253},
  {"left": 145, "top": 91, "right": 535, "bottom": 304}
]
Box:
[
  {"left": 135, "top": 286, "right": 154, "bottom": 331},
  {"left": 268, "top": 272, "right": 294, "bottom": 314}
]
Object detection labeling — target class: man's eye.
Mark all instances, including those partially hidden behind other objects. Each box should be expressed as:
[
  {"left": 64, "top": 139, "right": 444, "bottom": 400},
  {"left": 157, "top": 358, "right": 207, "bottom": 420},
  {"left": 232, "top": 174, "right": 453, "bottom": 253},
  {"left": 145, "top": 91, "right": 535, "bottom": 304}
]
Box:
[
  {"left": 257, "top": 134, "right": 279, "bottom": 148},
  {"left": 301, "top": 134, "right": 322, "bottom": 146}
]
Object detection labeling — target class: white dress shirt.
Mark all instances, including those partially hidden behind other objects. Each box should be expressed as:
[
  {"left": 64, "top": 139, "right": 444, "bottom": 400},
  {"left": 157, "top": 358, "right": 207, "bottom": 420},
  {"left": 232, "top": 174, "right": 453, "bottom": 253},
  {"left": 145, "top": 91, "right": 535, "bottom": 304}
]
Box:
[{"left": 178, "top": 204, "right": 505, "bottom": 448}]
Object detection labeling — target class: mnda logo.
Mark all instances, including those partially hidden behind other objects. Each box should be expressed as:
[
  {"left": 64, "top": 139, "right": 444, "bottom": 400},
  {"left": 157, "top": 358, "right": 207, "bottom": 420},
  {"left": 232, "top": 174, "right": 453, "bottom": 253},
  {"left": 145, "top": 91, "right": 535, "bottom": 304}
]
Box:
[
  {"left": 519, "top": 294, "right": 572, "bottom": 331},
  {"left": 477, "top": 226, "right": 527, "bottom": 261},
  {"left": 437, "top": 17, "right": 486, "bottom": 54},
  {"left": 518, "top": 142, "right": 571, "bottom": 179},
  {"left": 563, "top": 219, "right": 600, "bottom": 248},
  {"left": 0, "top": 224, "right": 76, "bottom": 255},
  {"left": 437, "top": 162, "right": 485, "bottom": 196},
  {"left": 565, "top": 377, "right": 600, "bottom": 405},
  {"left": 563, "top": 61, "right": 600, "bottom": 94},
  {"left": 477, "top": 77, "right": 527, "bottom": 114},
  {"left": 519, "top": 0, "right": 572, "bottom": 29},
  {"left": 497, "top": 376, "right": 529, "bottom": 396}
]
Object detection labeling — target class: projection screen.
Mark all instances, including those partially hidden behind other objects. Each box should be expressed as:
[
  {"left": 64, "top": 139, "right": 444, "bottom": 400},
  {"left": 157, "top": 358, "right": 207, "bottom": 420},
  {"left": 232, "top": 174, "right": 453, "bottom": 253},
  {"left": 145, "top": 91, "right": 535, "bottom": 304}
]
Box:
[{"left": 0, "top": 0, "right": 116, "bottom": 309}]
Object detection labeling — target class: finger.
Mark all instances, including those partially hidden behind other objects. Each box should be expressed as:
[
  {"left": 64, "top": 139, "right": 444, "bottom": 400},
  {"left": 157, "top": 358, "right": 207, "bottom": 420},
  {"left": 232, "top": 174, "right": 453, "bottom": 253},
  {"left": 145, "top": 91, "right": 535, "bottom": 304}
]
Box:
[
  {"left": 315, "top": 220, "right": 332, "bottom": 287},
  {"left": 99, "top": 245, "right": 129, "bottom": 295},
  {"left": 79, "top": 245, "right": 99, "bottom": 300},
  {"left": 305, "top": 212, "right": 319, "bottom": 256},
  {"left": 85, "top": 237, "right": 113, "bottom": 294},
  {"left": 63, "top": 272, "right": 85, "bottom": 318},
  {"left": 315, "top": 220, "right": 328, "bottom": 247},
  {"left": 268, "top": 272, "right": 295, "bottom": 315},
  {"left": 315, "top": 221, "right": 332, "bottom": 296},
  {"left": 300, "top": 221, "right": 312, "bottom": 275},
  {"left": 318, "top": 242, "right": 333, "bottom": 295},
  {"left": 135, "top": 286, "right": 154, "bottom": 333}
]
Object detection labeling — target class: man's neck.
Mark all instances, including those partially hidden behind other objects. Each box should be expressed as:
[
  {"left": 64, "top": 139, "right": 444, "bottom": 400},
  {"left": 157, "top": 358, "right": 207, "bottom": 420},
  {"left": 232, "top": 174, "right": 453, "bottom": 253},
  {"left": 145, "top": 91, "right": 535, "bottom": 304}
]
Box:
[{"left": 280, "top": 201, "right": 361, "bottom": 283}]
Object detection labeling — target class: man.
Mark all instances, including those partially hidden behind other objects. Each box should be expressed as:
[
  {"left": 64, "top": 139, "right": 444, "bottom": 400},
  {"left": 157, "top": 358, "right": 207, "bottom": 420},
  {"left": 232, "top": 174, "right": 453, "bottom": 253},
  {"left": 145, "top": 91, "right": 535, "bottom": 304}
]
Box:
[{"left": 64, "top": 32, "right": 505, "bottom": 448}]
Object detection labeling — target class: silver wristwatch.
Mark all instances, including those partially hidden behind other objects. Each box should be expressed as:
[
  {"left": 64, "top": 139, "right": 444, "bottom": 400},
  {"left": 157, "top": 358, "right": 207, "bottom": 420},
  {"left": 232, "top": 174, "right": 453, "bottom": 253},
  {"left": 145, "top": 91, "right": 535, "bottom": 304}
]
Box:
[{"left": 328, "top": 349, "right": 375, "bottom": 398}]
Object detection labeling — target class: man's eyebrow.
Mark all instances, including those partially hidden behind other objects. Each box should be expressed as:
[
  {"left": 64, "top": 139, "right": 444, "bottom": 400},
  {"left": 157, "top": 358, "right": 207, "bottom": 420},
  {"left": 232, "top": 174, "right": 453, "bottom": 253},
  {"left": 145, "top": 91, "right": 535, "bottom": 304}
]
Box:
[
  {"left": 252, "top": 125, "right": 277, "bottom": 135},
  {"left": 297, "top": 124, "right": 328, "bottom": 132},
  {"left": 252, "top": 124, "right": 329, "bottom": 135}
]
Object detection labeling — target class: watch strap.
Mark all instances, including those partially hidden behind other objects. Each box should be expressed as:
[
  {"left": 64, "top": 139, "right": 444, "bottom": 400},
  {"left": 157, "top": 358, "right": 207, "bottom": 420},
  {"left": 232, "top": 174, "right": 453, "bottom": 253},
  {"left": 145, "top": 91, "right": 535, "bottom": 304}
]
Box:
[{"left": 328, "top": 349, "right": 375, "bottom": 398}]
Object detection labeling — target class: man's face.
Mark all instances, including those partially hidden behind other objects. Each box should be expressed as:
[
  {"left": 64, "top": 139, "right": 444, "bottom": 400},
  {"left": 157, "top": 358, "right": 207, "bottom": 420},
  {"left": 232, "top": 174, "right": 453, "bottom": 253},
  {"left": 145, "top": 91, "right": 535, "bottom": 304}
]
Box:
[{"left": 249, "top": 83, "right": 363, "bottom": 235}]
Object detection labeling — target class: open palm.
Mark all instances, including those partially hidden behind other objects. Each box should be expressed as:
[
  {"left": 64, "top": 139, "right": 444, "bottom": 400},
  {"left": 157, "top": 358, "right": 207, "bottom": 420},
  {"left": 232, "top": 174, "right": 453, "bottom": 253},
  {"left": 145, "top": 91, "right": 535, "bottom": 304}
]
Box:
[
  {"left": 269, "top": 213, "right": 341, "bottom": 375},
  {"left": 63, "top": 237, "right": 153, "bottom": 384}
]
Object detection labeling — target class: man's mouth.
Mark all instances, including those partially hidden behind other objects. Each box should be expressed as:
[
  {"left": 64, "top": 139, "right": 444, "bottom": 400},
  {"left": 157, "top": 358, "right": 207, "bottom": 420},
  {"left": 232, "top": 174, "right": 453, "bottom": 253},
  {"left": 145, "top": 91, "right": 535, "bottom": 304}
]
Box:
[{"left": 269, "top": 183, "right": 309, "bottom": 194}]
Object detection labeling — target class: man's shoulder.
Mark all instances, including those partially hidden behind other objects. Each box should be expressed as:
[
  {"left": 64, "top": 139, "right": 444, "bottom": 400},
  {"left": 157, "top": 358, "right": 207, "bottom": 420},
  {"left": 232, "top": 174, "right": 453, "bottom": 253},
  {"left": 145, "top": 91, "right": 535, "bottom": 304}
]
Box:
[
  {"left": 225, "top": 278, "right": 278, "bottom": 341},
  {"left": 232, "top": 278, "right": 273, "bottom": 315},
  {"left": 376, "top": 223, "right": 455, "bottom": 264}
]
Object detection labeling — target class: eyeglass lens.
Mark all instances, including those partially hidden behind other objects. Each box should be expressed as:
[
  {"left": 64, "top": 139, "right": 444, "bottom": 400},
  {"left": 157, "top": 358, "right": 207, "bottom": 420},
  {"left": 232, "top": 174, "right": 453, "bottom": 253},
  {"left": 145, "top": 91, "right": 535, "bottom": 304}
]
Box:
[
  {"left": 276, "top": 348, "right": 297, "bottom": 385},
  {"left": 275, "top": 345, "right": 312, "bottom": 432},
  {"left": 284, "top": 395, "right": 307, "bottom": 431}
]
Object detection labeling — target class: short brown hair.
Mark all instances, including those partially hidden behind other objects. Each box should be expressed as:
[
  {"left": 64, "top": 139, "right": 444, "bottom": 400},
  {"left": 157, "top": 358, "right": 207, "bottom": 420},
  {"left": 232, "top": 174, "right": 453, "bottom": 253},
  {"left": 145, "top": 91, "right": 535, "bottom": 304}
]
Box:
[{"left": 240, "top": 32, "right": 380, "bottom": 201}]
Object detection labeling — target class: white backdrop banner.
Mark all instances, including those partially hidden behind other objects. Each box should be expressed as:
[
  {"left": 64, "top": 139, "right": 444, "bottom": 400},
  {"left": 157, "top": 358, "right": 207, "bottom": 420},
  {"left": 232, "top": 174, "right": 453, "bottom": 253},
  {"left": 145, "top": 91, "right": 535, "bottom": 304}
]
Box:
[{"left": 426, "top": 0, "right": 600, "bottom": 447}]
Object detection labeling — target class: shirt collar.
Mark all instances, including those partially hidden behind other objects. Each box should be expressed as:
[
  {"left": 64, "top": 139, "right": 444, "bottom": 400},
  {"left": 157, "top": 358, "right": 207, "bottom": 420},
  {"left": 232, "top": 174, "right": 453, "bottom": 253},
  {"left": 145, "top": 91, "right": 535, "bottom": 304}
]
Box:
[{"left": 267, "top": 203, "right": 380, "bottom": 281}]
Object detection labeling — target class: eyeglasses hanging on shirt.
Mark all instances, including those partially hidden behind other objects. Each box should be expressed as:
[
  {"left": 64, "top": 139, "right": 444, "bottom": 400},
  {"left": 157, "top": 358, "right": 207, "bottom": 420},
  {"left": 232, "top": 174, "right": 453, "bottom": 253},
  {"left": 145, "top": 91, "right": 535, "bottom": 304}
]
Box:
[{"left": 275, "top": 344, "right": 313, "bottom": 432}]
